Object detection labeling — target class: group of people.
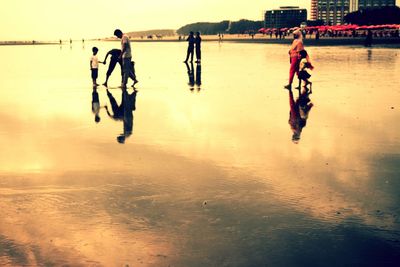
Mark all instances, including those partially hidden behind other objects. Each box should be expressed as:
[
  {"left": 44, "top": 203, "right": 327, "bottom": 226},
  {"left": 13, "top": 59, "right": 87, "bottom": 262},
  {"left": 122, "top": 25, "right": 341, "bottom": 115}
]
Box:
[
  {"left": 90, "top": 29, "right": 139, "bottom": 88},
  {"left": 90, "top": 27, "right": 316, "bottom": 143},
  {"left": 284, "top": 29, "right": 314, "bottom": 92},
  {"left": 184, "top": 31, "right": 202, "bottom": 63}
]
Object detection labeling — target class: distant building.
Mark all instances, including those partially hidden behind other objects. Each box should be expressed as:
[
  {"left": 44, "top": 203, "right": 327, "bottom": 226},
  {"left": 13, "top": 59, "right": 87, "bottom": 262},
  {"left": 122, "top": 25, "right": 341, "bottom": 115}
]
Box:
[
  {"left": 316, "top": 0, "right": 350, "bottom": 25},
  {"left": 264, "top": 6, "right": 307, "bottom": 29},
  {"left": 311, "top": 0, "right": 318, "bottom": 20},
  {"left": 313, "top": 0, "right": 397, "bottom": 25},
  {"left": 355, "top": 0, "right": 396, "bottom": 10}
]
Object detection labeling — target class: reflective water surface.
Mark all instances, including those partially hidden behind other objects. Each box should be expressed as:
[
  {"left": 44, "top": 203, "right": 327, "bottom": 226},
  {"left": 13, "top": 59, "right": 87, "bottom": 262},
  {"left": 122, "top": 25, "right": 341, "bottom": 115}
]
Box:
[{"left": 0, "top": 42, "right": 399, "bottom": 266}]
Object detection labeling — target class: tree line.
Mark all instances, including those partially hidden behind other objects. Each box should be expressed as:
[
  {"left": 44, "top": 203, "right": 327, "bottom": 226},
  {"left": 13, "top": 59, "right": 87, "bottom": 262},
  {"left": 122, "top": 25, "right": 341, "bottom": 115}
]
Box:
[{"left": 177, "top": 20, "right": 263, "bottom": 35}]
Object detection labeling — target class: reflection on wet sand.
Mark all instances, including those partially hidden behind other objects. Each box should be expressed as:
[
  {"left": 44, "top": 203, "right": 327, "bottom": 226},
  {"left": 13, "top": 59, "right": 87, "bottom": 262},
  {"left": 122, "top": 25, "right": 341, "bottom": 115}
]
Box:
[
  {"left": 288, "top": 88, "right": 313, "bottom": 143},
  {"left": 185, "top": 62, "right": 202, "bottom": 92},
  {"left": 105, "top": 88, "right": 137, "bottom": 143},
  {"left": 0, "top": 43, "right": 399, "bottom": 266}
]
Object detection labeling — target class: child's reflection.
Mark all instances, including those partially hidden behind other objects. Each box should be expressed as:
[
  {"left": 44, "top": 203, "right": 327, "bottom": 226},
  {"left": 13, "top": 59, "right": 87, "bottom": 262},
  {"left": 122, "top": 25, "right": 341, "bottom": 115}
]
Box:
[{"left": 288, "top": 88, "right": 313, "bottom": 143}]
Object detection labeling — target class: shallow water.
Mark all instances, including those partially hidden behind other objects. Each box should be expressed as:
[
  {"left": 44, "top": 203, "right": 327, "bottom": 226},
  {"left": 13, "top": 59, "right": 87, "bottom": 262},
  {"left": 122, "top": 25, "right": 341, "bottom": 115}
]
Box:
[{"left": 0, "top": 41, "right": 399, "bottom": 266}]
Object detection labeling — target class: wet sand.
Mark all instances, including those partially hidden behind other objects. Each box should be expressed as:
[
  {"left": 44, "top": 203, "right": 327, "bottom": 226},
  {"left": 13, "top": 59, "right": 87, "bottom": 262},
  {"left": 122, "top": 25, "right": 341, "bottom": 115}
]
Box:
[{"left": 0, "top": 42, "right": 399, "bottom": 266}]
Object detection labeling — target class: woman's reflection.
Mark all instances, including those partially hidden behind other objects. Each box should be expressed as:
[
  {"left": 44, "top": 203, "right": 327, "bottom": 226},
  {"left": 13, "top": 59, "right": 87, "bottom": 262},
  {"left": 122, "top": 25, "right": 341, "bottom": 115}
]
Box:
[
  {"left": 105, "top": 88, "right": 137, "bottom": 144},
  {"left": 288, "top": 88, "right": 313, "bottom": 143}
]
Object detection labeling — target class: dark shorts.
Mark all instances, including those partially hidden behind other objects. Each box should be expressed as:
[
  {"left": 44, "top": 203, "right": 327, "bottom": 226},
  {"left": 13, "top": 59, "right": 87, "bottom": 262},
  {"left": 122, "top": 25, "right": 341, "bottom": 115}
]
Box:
[
  {"left": 299, "top": 70, "right": 311, "bottom": 80},
  {"left": 91, "top": 68, "right": 98, "bottom": 79}
]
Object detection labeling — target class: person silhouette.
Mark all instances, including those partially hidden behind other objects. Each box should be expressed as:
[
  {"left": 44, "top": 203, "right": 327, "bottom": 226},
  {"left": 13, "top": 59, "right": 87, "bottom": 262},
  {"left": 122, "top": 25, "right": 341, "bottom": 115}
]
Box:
[
  {"left": 114, "top": 29, "right": 138, "bottom": 89},
  {"left": 288, "top": 88, "right": 313, "bottom": 143},
  {"left": 101, "top": 49, "right": 123, "bottom": 87},
  {"left": 184, "top": 31, "right": 195, "bottom": 63},
  {"left": 195, "top": 32, "right": 202, "bottom": 63}
]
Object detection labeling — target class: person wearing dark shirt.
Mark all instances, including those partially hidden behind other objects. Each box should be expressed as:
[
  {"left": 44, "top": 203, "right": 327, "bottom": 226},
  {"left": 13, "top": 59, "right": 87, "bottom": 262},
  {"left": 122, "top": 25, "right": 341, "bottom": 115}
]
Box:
[
  {"left": 102, "top": 49, "right": 122, "bottom": 87},
  {"left": 195, "top": 32, "right": 202, "bottom": 63},
  {"left": 184, "top": 31, "right": 195, "bottom": 63}
]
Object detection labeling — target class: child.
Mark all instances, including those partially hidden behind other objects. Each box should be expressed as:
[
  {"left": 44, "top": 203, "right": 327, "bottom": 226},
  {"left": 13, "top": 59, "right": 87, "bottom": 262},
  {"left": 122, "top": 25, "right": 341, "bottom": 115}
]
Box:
[
  {"left": 90, "top": 47, "right": 99, "bottom": 86},
  {"left": 298, "top": 50, "right": 313, "bottom": 92}
]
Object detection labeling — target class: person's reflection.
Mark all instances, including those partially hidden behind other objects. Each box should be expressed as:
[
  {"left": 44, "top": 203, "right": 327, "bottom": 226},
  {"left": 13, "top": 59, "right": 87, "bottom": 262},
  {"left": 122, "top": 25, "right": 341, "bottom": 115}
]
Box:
[
  {"left": 185, "top": 62, "right": 195, "bottom": 90},
  {"left": 195, "top": 63, "right": 202, "bottom": 91},
  {"left": 288, "top": 88, "right": 313, "bottom": 143},
  {"left": 105, "top": 89, "right": 137, "bottom": 144},
  {"left": 185, "top": 62, "right": 202, "bottom": 91},
  {"left": 91, "top": 86, "right": 101, "bottom": 123}
]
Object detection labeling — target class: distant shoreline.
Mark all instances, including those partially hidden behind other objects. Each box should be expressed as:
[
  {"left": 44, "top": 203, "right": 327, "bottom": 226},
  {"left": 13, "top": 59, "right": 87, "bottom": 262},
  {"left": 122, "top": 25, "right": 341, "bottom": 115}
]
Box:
[
  {"left": 0, "top": 41, "right": 59, "bottom": 46},
  {"left": 1, "top": 37, "right": 399, "bottom": 47},
  {"left": 104, "top": 35, "right": 400, "bottom": 47}
]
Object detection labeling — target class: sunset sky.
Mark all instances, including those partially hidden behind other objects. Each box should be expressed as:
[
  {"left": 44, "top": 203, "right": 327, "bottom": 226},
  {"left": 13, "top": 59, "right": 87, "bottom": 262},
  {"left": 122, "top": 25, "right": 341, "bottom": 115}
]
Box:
[
  {"left": 1, "top": 0, "right": 399, "bottom": 41},
  {"left": 1, "top": 0, "right": 310, "bottom": 41}
]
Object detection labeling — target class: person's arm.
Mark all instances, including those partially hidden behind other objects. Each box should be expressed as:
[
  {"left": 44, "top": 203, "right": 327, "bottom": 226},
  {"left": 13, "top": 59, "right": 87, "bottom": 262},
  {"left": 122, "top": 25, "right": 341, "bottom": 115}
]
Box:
[
  {"left": 102, "top": 51, "right": 111, "bottom": 64},
  {"left": 90, "top": 58, "right": 92, "bottom": 70}
]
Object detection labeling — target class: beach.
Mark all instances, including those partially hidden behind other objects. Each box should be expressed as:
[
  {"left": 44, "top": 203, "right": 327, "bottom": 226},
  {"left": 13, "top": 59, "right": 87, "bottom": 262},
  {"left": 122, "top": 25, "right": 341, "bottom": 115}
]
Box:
[{"left": 0, "top": 41, "right": 399, "bottom": 266}]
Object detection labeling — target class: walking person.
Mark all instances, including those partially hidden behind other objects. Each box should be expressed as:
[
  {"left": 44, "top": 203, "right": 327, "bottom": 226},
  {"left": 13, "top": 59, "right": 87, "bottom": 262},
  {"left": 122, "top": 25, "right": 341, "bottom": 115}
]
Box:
[
  {"left": 195, "top": 32, "right": 202, "bottom": 63},
  {"left": 284, "top": 30, "right": 310, "bottom": 90},
  {"left": 114, "top": 29, "right": 138, "bottom": 89},
  {"left": 101, "top": 49, "right": 122, "bottom": 87},
  {"left": 184, "top": 31, "right": 195, "bottom": 63}
]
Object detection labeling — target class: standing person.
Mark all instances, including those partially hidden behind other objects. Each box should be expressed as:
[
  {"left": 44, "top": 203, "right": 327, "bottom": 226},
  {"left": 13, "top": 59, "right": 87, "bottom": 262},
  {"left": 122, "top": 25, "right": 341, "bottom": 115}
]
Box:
[
  {"left": 195, "top": 32, "right": 202, "bottom": 63},
  {"left": 184, "top": 31, "right": 195, "bottom": 63},
  {"left": 101, "top": 49, "right": 122, "bottom": 87},
  {"left": 114, "top": 29, "right": 138, "bottom": 89},
  {"left": 90, "top": 47, "right": 100, "bottom": 86},
  {"left": 365, "top": 30, "right": 373, "bottom": 47},
  {"left": 284, "top": 30, "right": 305, "bottom": 90}
]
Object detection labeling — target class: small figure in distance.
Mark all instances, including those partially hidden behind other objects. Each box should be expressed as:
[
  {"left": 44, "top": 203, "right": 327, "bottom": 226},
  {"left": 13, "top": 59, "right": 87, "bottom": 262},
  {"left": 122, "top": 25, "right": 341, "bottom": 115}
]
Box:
[
  {"left": 298, "top": 50, "right": 313, "bottom": 93},
  {"left": 195, "top": 32, "right": 202, "bottom": 63},
  {"left": 184, "top": 31, "right": 195, "bottom": 63},
  {"left": 101, "top": 48, "right": 123, "bottom": 87},
  {"left": 365, "top": 29, "right": 373, "bottom": 47},
  {"left": 90, "top": 47, "right": 100, "bottom": 86}
]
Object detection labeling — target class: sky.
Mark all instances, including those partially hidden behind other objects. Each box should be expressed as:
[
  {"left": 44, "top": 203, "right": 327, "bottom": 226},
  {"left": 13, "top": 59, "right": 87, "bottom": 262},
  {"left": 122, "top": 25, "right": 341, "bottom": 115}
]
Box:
[
  {"left": 1, "top": 0, "right": 311, "bottom": 41},
  {"left": 1, "top": 0, "right": 399, "bottom": 41}
]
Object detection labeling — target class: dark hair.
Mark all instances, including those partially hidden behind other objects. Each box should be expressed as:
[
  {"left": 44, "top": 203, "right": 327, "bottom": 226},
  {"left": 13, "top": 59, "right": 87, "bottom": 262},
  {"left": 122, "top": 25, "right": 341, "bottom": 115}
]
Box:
[
  {"left": 299, "top": 50, "right": 308, "bottom": 58},
  {"left": 92, "top": 47, "right": 98, "bottom": 53},
  {"left": 189, "top": 31, "right": 194, "bottom": 35},
  {"left": 114, "top": 29, "right": 122, "bottom": 37}
]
